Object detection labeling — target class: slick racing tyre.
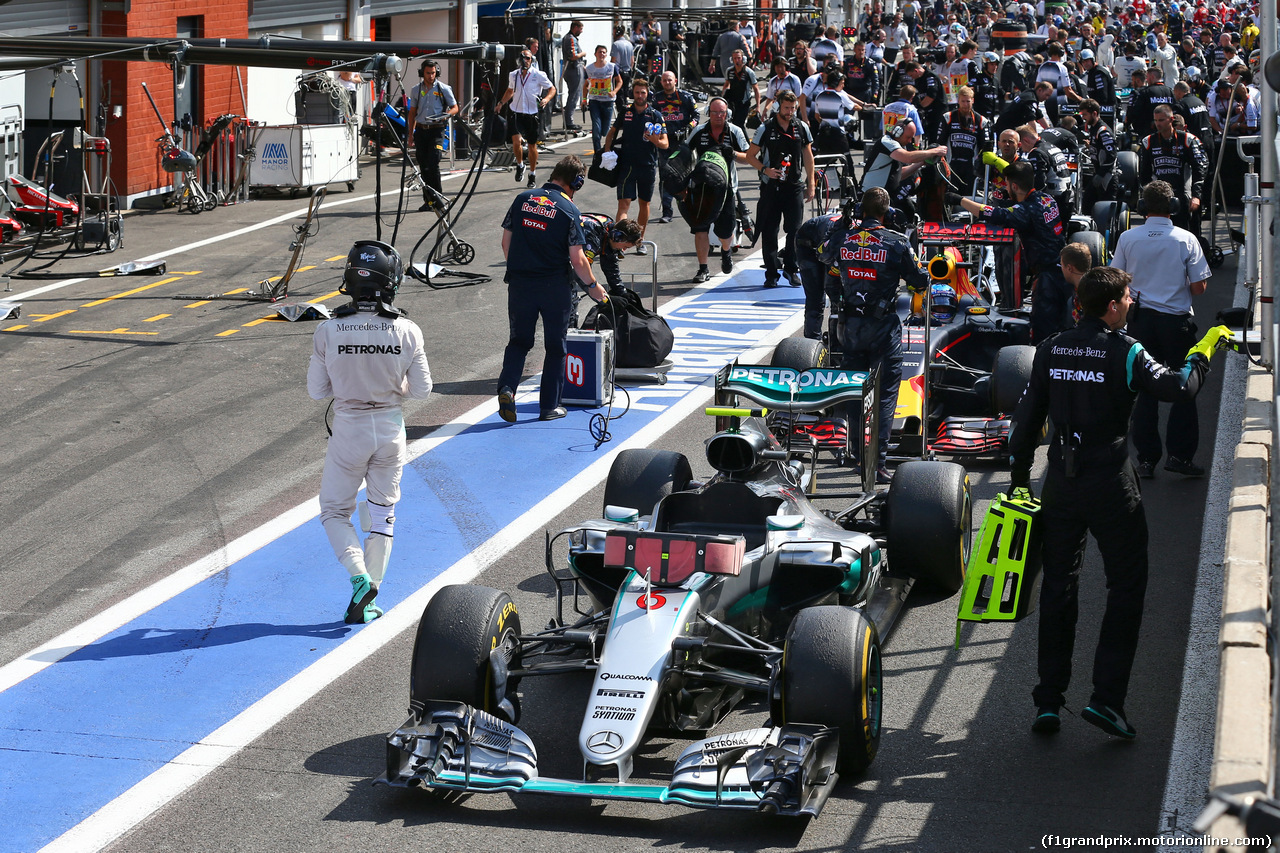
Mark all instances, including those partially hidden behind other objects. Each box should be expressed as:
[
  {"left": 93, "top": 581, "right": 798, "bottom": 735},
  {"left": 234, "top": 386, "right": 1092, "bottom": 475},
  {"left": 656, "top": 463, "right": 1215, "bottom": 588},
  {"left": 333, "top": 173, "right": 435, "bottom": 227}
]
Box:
[
  {"left": 772, "top": 606, "right": 882, "bottom": 775},
  {"left": 887, "top": 460, "right": 972, "bottom": 595},
  {"left": 1090, "top": 200, "right": 1130, "bottom": 254},
  {"left": 1069, "top": 230, "right": 1107, "bottom": 268},
  {"left": 990, "top": 344, "right": 1035, "bottom": 416},
  {"left": 770, "top": 336, "right": 829, "bottom": 370},
  {"left": 410, "top": 584, "right": 522, "bottom": 722},
  {"left": 602, "top": 448, "right": 692, "bottom": 518}
]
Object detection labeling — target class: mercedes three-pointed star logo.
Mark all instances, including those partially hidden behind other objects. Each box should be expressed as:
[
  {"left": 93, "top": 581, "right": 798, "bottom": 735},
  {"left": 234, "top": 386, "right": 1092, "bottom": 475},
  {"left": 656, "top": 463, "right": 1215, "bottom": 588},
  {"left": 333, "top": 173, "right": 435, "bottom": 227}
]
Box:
[{"left": 586, "top": 730, "right": 624, "bottom": 754}]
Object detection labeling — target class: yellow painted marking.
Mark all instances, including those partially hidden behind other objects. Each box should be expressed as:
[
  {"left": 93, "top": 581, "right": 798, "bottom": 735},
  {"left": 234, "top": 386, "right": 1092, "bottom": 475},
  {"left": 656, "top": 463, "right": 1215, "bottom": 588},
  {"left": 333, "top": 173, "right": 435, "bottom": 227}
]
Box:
[
  {"left": 243, "top": 316, "right": 280, "bottom": 327},
  {"left": 184, "top": 301, "right": 211, "bottom": 308},
  {"left": 81, "top": 277, "right": 182, "bottom": 307},
  {"left": 224, "top": 288, "right": 249, "bottom": 295},
  {"left": 216, "top": 329, "right": 239, "bottom": 337},
  {"left": 30, "top": 310, "right": 76, "bottom": 322},
  {"left": 143, "top": 314, "right": 171, "bottom": 322},
  {"left": 4, "top": 324, "right": 29, "bottom": 330},
  {"left": 69, "top": 328, "right": 158, "bottom": 336},
  {"left": 173, "top": 271, "right": 203, "bottom": 275},
  {"left": 308, "top": 290, "right": 341, "bottom": 304},
  {"left": 325, "top": 255, "right": 346, "bottom": 262},
  {"left": 261, "top": 276, "right": 282, "bottom": 284},
  {"left": 297, "top": 265, "right": 316, "bottom": 272}
]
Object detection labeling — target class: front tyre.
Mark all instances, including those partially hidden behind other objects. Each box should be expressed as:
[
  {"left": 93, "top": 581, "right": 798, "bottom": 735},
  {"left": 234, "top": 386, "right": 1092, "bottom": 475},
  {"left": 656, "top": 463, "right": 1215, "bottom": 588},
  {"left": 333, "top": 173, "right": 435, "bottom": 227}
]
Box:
[
  {"left": 773, "top": 606, "right": 882, "bottom": 775},
  {"left": 887, "top": 460, "right": 972, "bottom": 595},
  {"left": 410, "top": 584, "right": 522, "bottom": 722}
]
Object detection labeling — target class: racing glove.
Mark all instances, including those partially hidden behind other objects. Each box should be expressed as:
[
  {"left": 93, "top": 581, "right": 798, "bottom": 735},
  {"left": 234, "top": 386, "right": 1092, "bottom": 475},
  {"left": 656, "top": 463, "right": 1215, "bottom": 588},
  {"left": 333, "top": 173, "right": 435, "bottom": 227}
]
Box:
[
  {"left": 981, "top": 151, "right": 1009, "bottom": 172},
  {"left": 1186, "top": 324, "right": 1233, "bottom": 363},
  {"left": 1010, "top": 486, "right": 1035, "bottom": 503},
  {"left": 944, "top": 192, "right": 964, "bottom": 207},
  {"left": 1009, "top": 465, "right": 1031, "bottom": 491}
]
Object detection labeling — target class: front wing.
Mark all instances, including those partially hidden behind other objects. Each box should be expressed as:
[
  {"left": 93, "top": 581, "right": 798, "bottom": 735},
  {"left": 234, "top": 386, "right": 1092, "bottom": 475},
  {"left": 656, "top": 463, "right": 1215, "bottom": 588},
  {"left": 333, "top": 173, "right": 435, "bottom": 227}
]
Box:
[{"left": 377, "top": 701, "right": 841, "bottom": 817}]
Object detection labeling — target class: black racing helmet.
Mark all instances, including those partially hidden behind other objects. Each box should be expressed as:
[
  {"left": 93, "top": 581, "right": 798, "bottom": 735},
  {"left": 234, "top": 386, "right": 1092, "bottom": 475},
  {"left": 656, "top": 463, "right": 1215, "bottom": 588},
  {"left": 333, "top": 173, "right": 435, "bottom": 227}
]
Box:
[{"left": 340, "top": 239, "right": 403, "bottom": 303}]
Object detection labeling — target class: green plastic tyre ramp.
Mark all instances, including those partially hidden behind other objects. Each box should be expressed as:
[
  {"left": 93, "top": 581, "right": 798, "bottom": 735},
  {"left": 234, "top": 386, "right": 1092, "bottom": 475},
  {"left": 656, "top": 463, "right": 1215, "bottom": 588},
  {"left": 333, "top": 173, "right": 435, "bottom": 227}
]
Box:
[{"left": 955, "top": 492, "right": 1043, "bottom": 648}]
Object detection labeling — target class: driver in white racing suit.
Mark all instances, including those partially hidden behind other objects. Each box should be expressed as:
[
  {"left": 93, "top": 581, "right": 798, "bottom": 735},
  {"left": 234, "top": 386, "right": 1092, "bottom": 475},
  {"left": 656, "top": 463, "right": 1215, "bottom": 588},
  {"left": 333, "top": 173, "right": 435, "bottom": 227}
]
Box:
[{"left": 308, "top": 240, "right": 433, "bottom": 624}]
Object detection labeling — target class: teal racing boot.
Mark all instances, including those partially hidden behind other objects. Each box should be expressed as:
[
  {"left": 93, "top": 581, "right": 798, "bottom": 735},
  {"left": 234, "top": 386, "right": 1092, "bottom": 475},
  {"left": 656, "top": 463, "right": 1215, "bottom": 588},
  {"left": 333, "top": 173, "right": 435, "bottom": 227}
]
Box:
[{"left": 344, "top": 572, "right": 381, "bottom": 624}]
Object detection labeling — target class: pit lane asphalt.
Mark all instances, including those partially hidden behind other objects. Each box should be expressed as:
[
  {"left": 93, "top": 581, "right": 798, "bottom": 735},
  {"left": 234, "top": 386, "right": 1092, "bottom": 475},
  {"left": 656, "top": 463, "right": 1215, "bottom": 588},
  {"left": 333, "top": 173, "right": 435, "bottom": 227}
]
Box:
[{"left": 0, "top": 144, "right": 1239, "bottom": 852}]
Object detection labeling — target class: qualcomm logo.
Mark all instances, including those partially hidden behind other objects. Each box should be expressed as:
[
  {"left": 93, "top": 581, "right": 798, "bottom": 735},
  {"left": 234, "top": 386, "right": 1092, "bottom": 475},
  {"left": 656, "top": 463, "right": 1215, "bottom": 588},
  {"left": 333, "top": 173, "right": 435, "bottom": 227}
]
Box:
[{"left": 261, "top": 142, "right": 290, "bottom": 170}]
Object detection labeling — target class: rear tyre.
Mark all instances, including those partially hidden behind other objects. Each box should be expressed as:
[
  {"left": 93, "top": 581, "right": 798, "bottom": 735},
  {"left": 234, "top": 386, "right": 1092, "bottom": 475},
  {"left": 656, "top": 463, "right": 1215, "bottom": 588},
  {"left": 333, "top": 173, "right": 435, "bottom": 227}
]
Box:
[
  {"left": 773, "top": 606, "right": 882, "bottom": 775},
  {"left": 410, "top": 584, "right": 522, "bottom": 721},
  {"left": 887, "top": 460, "right": 972, "bottom": 595},
  {"left": 1069, "top": 230, "right": 1107, "bottom": 268},
  {"left": 771, "top": 336, "right": 829, "bottom": 370},
  {"left": 1115, "top": 151, "right": 1139, "bottom": 204},
  {"left": 990, "top": 344, "right": 1036, "bottom": 416},
  {"left": 602, "top": 448, "right": 692, "bottom": 517}
]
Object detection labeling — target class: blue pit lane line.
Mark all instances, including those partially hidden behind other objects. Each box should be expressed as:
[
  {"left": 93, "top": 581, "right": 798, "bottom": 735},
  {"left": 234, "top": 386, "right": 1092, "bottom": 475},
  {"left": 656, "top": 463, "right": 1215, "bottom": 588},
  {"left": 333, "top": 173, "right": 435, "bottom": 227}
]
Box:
[{"left": 0, "top": 269, "right": 803, "bottom": 853}]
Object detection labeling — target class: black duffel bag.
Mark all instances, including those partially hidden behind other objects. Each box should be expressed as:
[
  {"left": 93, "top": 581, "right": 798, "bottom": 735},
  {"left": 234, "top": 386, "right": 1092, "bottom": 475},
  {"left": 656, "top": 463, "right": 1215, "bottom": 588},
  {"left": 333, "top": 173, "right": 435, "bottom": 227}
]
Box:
[
  {"left": 588, "top": 151, "right": 619, "bottom": 188},
  {"left": 584, "top": 285, "right": 674, "bottom": 368}
]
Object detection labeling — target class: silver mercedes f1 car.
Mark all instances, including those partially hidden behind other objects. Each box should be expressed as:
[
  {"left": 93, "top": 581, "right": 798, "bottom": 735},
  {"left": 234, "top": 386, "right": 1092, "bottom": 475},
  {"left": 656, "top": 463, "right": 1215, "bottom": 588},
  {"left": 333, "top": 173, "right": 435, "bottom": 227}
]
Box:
[{"left": 377, "top": 357, "right": 971, "bottom": 817}]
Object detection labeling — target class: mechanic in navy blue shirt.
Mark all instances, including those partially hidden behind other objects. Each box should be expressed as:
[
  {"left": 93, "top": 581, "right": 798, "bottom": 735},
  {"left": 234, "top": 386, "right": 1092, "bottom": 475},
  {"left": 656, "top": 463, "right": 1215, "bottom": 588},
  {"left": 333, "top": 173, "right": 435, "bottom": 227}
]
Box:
[
  {"left": 818, "top": 186, "right": 928, "bottom": 483},
  {"left": 652, "top": 71, "right": 698, "bottom": 224},
  {"left": 601, "top": 77, "right": 667, "bottom": 253},
  {"left": 796, "top": 208, "right": 849, "bottom": 339},
  {"left": 950, "top": 160, "right": 1068, "bottom": 344},
  {"left": 497, "top": 155, "right": 608, "bottom": 422},
  {"left": 1007, "top": 266, "right": 1219, "bottom": 740}
]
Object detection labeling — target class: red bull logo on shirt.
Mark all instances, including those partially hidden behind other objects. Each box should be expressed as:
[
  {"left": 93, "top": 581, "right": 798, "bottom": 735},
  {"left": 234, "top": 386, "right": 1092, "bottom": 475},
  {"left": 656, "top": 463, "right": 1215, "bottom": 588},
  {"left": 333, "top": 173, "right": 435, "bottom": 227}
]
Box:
[
  {"left": 522, "top": 195, "right": 558, "bottom": 219},
  {"left": 840, "top": 230, "right": 887, "bottom": 263}
]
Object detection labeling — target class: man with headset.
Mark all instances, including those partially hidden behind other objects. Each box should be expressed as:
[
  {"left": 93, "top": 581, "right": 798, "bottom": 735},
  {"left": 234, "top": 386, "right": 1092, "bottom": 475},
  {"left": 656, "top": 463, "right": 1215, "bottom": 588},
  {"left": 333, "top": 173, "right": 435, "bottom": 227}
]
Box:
[
  {"left": 406, "top": 59, "right": 459, "bottom": 211},
  {"left": 498, "top": 155, "right": 608, "bottom": 422},
  {"left": 308, "top": 241, "right": 433, "bottom": 624}
]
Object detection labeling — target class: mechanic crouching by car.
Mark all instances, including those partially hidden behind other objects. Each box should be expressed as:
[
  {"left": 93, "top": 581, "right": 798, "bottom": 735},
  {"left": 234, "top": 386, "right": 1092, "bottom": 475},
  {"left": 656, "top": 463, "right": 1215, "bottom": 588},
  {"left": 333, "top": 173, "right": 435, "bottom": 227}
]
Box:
[
  {"left": 818, "top": 187, "right": 928, "bottom": 484},
  {"left": 308, "top": 241, "right": 433, "bottom": 625},
  {"left": 950, "top": 161, "right": 1069, "bottom": 344},
  {"left": 1007, "top": 266, "right": 1225, "bottom": 740},
  {"left": 497, "top": 155, "right": 609, "bottom": 423},
  {"left": 796, "top": 205, "right": 853, "bottom": 339}
]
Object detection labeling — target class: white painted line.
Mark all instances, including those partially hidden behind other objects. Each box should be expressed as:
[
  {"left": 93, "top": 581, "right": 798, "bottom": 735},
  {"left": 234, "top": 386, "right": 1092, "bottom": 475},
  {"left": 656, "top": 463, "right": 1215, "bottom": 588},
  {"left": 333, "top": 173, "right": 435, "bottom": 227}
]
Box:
[
  {"left": 1156, "top": 265, "right": 1249, "bottom": 848},
  {"left": 0, "top": 257, "right": 769, "bottom": 693},
  {"left": 39, "top": 303, "right": 802, "bottom": 853},
  {"left": 7, "top": 156, "right": 502, "bottom": 302}
]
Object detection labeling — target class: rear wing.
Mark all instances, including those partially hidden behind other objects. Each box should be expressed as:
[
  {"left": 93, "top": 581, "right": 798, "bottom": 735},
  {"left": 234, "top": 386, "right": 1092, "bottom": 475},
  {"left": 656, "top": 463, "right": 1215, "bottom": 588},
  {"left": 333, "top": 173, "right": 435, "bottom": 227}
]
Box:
[
  {"left": 918, "top": 221, "right": 1018, "bottom": 246},
  {"left": 715, "top": 363, "right": 868, "bottom": 411}
]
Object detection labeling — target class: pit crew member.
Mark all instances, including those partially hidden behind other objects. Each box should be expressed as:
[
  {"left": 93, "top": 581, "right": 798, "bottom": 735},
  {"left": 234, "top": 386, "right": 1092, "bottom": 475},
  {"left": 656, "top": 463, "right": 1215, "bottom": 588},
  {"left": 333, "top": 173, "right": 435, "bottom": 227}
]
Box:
[
  {"left": 862, "top": 119, "right": 948, "bottom": 218},
  {"left": 745, "top": 90, "right": 816, "bottom": 289},
  {"left": 602, "top": 76, "right": 668, "bottom": 252},
  {"left": 308, "top": 241, "right": 432, "bottom": 624},
  {"left": 1138, "top": 104, "right": 1208, "bottom": 232},
  {"left": 498, "top": 155, "right": 608, "bottom": 422},
  {"left": 1007, "top": 266, "right": 1220, "bottom": 740},
  {"left": 936, "top": 85, "right": 992, "bottom": 194},
  {"left": 1078, "top": 98, "right": 1118, "bottom": 209},
  {"left": 653, "top": 71, "right": 699, "bottom": 224},
  {"left": 949, "top": 160, "right": 1069, "bottom": 343},
  {"left": 818, "top": 187, "right": 929, "bottom": 483}
]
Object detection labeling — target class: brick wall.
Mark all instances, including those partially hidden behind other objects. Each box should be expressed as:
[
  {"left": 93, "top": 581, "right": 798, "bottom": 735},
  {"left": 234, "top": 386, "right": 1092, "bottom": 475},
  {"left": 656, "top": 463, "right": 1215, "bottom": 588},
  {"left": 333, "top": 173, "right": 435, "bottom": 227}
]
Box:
[{"left": 99, "top": 1, "right": 248, "bottom": 200}]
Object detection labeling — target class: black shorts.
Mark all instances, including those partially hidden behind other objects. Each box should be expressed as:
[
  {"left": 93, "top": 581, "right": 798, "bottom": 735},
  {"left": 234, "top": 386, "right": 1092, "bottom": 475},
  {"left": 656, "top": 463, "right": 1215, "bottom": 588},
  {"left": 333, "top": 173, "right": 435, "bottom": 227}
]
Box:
[
  {"left": 616, "top": 163, "right": 655, "bottom": 201},
  {"left": 511, "top": 111, "right": 542, "bottom": 143}
]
